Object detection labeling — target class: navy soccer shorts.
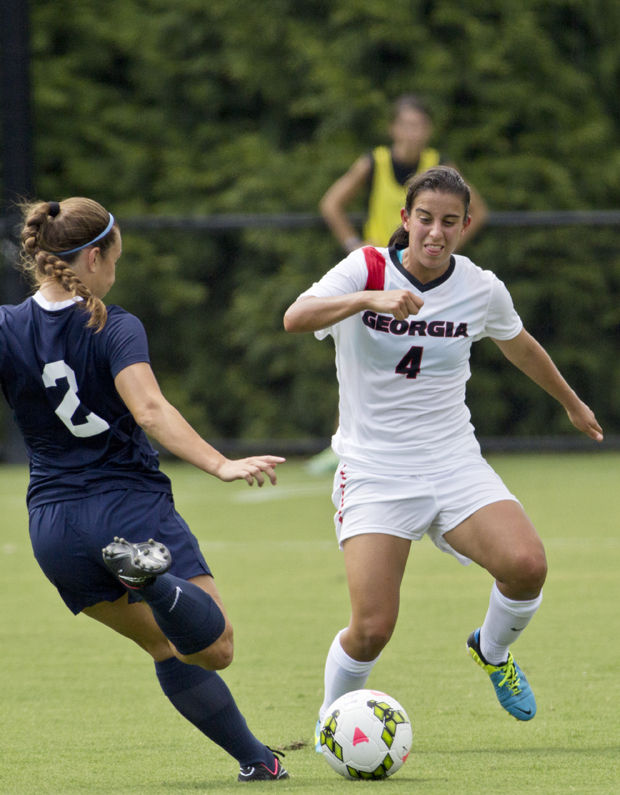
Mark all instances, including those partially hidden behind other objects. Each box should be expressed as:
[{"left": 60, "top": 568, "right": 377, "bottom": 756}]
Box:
[{"left": 29, "top": 489, "right": 212, "bottom": 614}]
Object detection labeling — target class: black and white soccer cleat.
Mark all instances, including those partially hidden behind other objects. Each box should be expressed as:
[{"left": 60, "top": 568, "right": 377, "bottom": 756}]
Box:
[
  {"left": 102, "top": 536, "right": 171, "bottom": 588},
  {"left": 238, "top": 749, "right": 288, "bottom": 782}
]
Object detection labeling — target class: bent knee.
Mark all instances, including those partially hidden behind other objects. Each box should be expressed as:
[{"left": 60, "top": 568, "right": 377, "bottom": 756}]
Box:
[
  {"left": 504, "top": 548, "right": 548, "bottom": 594},
  {"left": 349, "top": 618, "right": 395, "bottom": 659},
  {"left": 520, "top": 550, "right": 547, "bottom": 587},
  {"left": 206, "top": 636, "right": 234, "bottom": 669},
  {"left": 178, "top": 624, "right": 234, "bottom": 670}
]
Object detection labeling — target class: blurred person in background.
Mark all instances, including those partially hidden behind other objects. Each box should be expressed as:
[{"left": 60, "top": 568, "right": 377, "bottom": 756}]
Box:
[
  {"left": 319, "top": 93, "right": 488, "bottom": 254},
  {"left": 1, "top": 197, "right": 288, "bottom": 784}
]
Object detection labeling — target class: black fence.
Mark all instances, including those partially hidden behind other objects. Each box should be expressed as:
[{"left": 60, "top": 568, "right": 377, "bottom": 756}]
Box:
[
  {"left": 1, "top": 209, "right": 619, "bottom": 461},
  {"left": 3, "top": 208, "right": 620, "bottom": 238}
]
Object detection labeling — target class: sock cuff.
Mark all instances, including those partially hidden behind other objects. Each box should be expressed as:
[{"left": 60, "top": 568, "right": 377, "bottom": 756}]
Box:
[
  {"left": 143, "top": 576, "right": 226, "bottom": 655},
  {"left": 331, "top": 628, "right": 381, "bottom": 674},
  {"left": 492, "top": 582, "right": 543, "bottom": 616},
  {"left": 173, "top": 602, "right": 226, "bottom": 655},
  {"left": 155, "top": 656, "right": 212, "bottom": 695}
]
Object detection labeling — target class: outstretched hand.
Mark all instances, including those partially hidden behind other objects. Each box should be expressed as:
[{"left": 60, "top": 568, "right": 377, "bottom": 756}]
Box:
[
  {"left": 566, "top": 401, "right": 604, "bottom": 442},
  {"left": 216, "top": 455, "right": 286, "bottom": 486}
]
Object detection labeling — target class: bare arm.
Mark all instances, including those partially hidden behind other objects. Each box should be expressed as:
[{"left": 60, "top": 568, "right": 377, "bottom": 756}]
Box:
[
  {"left": 283, "top": 290, "right": 424, "bottom": 333},
  {"left": 319, "top": 155, "right": 373, "bottom": 252},
  {"left": 493, "top": 329, "right": 603, "bottom": 442},
  {"left": 115, "top": 362, "right": 285, "bottom": 485}
]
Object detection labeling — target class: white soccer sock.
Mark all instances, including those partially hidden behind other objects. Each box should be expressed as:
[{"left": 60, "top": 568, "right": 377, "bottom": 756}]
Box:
[
  {"left": 479, "top": 582, "right": 543, "bottom": 665},
  {"left": 318, "top": 629, "right": 380, "bottom": 720}
]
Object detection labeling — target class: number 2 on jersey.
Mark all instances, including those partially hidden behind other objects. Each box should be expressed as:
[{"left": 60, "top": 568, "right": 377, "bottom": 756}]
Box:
[
  {"left": 395, "top": 346, "right": 424, "bottom": 379},
  {"left": 42, "top": 360, "right": 110, "bottom": 438}
]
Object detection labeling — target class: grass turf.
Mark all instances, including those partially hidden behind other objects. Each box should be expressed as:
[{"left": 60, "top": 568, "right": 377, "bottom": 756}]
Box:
[{"left": 1, "top": 453, "right": 619, "bottom": 793}]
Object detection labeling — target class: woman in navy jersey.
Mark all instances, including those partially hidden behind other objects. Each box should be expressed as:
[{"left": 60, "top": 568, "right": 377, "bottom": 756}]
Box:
[
  {"left": 1, "top": 197, "right": 288, "bottom": 783},
  {"left": 285, "top": 166, "right": 603, "bottom": 742}
]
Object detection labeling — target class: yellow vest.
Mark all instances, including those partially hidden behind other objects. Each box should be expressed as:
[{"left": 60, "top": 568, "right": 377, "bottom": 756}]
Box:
[{"left": 363, "top": 145, "right": 441, "bottom": 245}]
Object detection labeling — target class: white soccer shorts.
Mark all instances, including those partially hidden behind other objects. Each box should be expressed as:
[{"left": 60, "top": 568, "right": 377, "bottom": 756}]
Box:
[{"left": 331, "top": 457, "right": 520, "bottom": 565}]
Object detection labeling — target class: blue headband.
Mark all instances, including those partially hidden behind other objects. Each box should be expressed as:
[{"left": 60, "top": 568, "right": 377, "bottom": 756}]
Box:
[{"left": 55, "top": 213, "right": 115, "bottom": 257}]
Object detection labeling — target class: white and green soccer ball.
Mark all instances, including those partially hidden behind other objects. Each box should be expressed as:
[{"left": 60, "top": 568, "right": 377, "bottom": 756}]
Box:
[{"left": 319, "top": 689, "right": 413, "bottom": 780}]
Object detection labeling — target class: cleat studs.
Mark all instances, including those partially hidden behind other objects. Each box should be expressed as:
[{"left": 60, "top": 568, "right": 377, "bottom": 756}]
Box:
[{"left": 102, "top": 537, "right": 171, "bottom": 586}]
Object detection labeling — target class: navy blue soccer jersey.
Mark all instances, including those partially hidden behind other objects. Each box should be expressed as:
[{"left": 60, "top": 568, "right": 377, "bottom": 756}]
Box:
[{"left": 0, "top": 293, "right": 171, "bottom": 507}]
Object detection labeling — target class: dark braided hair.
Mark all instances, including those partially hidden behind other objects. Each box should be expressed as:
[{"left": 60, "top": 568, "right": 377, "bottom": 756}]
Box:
[
  {"left": 388, "top": 166, "right": 471, "bottom": 248},
  {"left": 19, "top": 197, "right": 118, "bottom": 331}
]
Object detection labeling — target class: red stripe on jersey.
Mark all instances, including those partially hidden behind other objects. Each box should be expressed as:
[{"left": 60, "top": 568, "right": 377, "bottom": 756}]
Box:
[
  {"left": 363, "top": 247, "right": 386, "bottom": 291},
  {"left": 337, "top": 466, "right": 347, "bottom": 524}
]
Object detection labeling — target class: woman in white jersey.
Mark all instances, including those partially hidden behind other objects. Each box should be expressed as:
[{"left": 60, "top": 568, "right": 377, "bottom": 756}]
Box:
[{"left": 284, "top": 166, "right": 603, "bottom": 735}]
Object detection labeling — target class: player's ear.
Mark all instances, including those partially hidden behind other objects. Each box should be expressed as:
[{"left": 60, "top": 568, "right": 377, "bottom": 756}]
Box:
[
  {"left": 86, "top": 247, "right": 100, "bottom": 271},
  {"left": 462, "top": 214, "right": 472, "bottom": 232},
  {"left": 400, "top": 207, "right": 410, "bottom": 231}
]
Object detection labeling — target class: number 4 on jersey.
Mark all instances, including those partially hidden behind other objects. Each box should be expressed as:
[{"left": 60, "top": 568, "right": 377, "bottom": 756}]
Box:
[{"left": 395, "top": 346, "right": 424, "bottom": 379}]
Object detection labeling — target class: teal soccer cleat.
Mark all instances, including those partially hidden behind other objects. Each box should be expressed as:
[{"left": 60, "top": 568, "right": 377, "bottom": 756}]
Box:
[
  {"left": 467, "top": 629, "right": 536, "bottom": 721},
  {"left": 314, "top": 718, "right": 323, "bottom": 753}
]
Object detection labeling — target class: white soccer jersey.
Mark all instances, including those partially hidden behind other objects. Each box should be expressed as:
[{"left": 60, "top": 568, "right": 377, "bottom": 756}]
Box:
[{"left": 299, "top": 246, "right": 523, "bottom": 473}]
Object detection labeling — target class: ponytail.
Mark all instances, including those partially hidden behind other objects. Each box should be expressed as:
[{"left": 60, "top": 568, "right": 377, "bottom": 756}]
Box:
[{"left": 19, "top": 198, "right": 117, "bottom": 332}]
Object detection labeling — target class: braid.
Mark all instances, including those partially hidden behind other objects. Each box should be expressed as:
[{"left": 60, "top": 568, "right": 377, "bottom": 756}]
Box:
[
  {"left": 20, "top": 203, "right": 48, "bottom": 265},
  {"left": 84, "top": 294, "right": 108, "bottom": 332},
  {"left": 19, "top": 198, "right": 113, "bottom": 332}
]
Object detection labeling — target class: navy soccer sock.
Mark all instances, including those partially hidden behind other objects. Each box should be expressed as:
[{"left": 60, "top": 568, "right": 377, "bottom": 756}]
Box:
[
  {"left": 140, "top": 574, "right": 225, "bottom": 654},
  {"left": 155, "top": 656, "right": 274, "bottom": 766}
]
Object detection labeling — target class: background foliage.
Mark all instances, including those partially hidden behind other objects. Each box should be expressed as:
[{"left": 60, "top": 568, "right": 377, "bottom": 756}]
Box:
[{"left": 2, "top": 0, "right": 619, "bottom": 443}]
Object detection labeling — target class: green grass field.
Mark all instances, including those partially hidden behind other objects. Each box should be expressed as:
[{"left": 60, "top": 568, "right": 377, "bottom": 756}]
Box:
[{"left": 2, "top": 453, "right": 619, "bottom": 793}]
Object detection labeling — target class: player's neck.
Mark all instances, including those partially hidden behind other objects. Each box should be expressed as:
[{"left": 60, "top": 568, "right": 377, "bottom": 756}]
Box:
[
  {"left": 391, "top": 141, "right": 424, "bottom": 164},
  {"left": 401, "top": 248, "right": 451, "bottom": 284},
  {"left": 38, "top": 280, "right": 77, "bottom": 303}
]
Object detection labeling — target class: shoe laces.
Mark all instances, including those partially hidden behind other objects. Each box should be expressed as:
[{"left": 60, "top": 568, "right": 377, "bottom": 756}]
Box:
[
  {"left": 267, "top": 746, "right": 286, "bottom": 763},
  {"left": 497, "top": 655, "right": 522, "bottom": 695}
]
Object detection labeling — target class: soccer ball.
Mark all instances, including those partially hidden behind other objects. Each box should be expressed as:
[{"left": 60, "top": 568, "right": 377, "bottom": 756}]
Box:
[{"left": 319, "top": 689, "right": 413, "bottom": 780}]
